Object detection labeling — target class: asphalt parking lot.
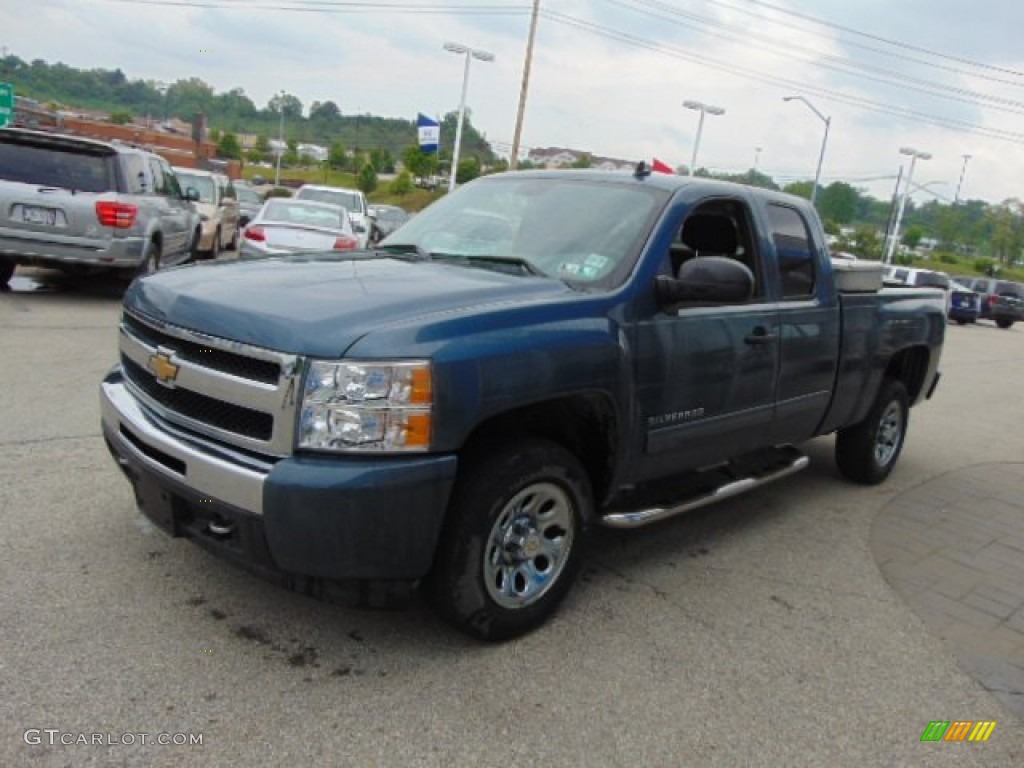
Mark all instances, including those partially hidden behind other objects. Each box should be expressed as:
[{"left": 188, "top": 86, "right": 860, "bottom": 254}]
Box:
[{"left": 1, "top": 268, "right": 1023, "bottom": 767}]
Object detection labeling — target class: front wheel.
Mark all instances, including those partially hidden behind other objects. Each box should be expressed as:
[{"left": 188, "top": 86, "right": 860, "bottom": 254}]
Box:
[
  {"left": 425, "top": 439, "right": 590, "bottom": 641},
  {"left": 0, "top": 256, "right": 14, "bottom": 288},
  {"left": 835, "top": 378, "right": 909, "bottom": 485},
  {"left": 996, "top": 318, "right": 1014, "bottom": 329}
]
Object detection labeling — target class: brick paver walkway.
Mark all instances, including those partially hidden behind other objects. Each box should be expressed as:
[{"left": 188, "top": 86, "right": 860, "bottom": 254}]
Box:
[{"left": 871, "top": 462, "right": 1024, "bottom": 718}]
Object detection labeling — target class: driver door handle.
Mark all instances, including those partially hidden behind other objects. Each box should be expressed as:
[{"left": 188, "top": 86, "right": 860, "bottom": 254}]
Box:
[{"left": 745, "top": 326, "right": 777, "bottom": 345}]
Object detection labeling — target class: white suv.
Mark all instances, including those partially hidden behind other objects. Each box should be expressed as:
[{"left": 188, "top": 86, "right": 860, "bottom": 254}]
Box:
[{"left": 293, "top": 184, "right": 371, "bottom": 248}]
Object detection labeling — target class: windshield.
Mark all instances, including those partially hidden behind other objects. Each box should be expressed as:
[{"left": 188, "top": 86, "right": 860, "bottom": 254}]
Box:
[
  {"left": 996, "top": 281, "right": 1024, "bottom": 298},
  {"left": 383, "top": 175, "right": 667, "bottom": 288},
  {"left": 177, "top": 173, "right": 216, "bottom": 204},
  {"left": 263, "top": 200, "right": 349, "bottom": 230},
  {"left": 236, "top": 187, "right": 262, "bottom": 204},
  {"left": 915, "top": 271, "right": 949, "bottom": 289},
  {"left": 297, "top": 187, "right": 363, "bottom": 213}
]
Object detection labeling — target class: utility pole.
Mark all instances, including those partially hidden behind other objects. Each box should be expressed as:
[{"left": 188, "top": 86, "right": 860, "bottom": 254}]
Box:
[
  {"left": 510, "top": 0, "right": 540, "bottom": 170},
  {"left": 954, "top": 154, "right": 972, "bottom": 204}
]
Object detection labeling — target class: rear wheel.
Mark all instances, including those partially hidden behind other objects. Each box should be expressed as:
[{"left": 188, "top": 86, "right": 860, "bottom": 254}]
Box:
[
  {"left": 125, "top": 240, "right": 161, "bottom": 283},
  {"left": 835, "top": 378, "right": 909, "bottom": 485},
  {"left": 996, "top": 318, "right": 1013, "bottom": 329},
  {"left": 425, "top": 439, "right": 590, "bottom": 641}
]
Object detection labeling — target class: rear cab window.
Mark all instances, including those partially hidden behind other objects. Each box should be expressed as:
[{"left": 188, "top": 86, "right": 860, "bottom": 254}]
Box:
[{"left": 765, "top": 204, "right": 817, "bottom": 298}]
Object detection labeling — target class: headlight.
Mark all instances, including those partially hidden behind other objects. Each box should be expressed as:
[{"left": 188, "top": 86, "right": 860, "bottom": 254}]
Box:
[{"left": 298, "top": 360, "right": 432, "bottom": 452}]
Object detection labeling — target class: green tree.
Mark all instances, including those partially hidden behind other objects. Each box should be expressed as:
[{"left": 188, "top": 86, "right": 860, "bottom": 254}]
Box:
[
  {"left": 403, "top": 146, "right": 438, "bottom": 178},
  {"left": 268, "top": 92, "right": 303, "bottom": 119},
  {"left": 329, "top": 140, "right": 348, "bottom": 170},
  {"left": 216, "top": 132, "right": 241, "bottom": 160},
  {"left": 389, "top": 170, "right": 414, "bottom": 195},
  {"left": 818, "top": 182, "right": 859, "bottom": 224},
  {"left": 571, "top": 153, "right": 593, "bottom": 169},
  {"left": 456, "top": 157, "right": 481, "bottom": 184},
  {"left": 369, "top": 147, "right": 394, "bottom": 174},
  {"left": 109, "top": 110, "right": 132, "bottom": 125},
  {"left": 244, "top": 148, "right": 263, "bottom": 164},
  {"left": 782, "top": 180, "right": 814, "bottom": 200},
  {"left": 357, "top": 162, "right": 378, "bottom": 194},
  {"left": 902, "top": 225, "right": 924, "bottom": 249},
  {"left": 283, "top": 139, "right": 300, "bottom": 167}
]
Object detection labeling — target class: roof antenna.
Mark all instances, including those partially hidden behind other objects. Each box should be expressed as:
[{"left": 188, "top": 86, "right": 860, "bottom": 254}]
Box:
[{"left": 634, "top": 160, "right": 651, "bottom": 179}]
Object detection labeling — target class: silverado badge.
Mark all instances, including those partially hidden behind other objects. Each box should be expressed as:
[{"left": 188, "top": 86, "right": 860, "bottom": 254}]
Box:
[{"left": 148, "top": 349, "right": 180, "bottom": 387}]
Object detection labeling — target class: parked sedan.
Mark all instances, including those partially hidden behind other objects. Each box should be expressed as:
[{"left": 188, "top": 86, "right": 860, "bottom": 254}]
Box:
[
  {"left": 235, "top": 184, "right": 264, "bottom": 229},
  {"left": 239, "top": 199, "right": 359, "bottom": 258},
  {"left": 368, "top": 204, "right": 410, "bottom": 244}
]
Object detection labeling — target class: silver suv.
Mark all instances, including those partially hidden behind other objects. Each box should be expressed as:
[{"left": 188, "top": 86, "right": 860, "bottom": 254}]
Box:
[{"left": 0, "top": 128, "right": 200, "bottom": 286}]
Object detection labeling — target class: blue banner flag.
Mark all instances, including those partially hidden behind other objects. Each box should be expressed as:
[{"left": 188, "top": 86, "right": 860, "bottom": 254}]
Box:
[{"left": 417, "top": 113, "right": 440, "bottom": 154}]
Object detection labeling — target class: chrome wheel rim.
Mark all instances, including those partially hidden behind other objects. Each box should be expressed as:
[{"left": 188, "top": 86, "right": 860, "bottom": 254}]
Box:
[
  {"left": 874, "top": 401, "right": 904, "bottom": 467},
  {"left": 483, "top": 481, "right": 575, "bottom": 610}
]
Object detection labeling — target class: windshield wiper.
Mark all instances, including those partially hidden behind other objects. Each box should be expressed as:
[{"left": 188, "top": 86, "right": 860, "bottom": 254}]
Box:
[
  {"left": 375, "top": 243, "right": 432, "bottom": 262},
  {"left": 430, "top": 253, "right": 546, "bottom": 277}
]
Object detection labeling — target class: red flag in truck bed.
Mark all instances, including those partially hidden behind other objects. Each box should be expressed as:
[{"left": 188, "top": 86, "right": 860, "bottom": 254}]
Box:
[{"left": 652, "top": 158, "right": 674, "bottom": 174}]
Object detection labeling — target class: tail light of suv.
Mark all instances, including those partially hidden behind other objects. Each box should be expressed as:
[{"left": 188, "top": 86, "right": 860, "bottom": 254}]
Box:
[
  {"left": 95, "top": 201, "right": 138, "bottom": 228},
  {"left": 244, "top": 226, "right": 266, "bottom": 242}
]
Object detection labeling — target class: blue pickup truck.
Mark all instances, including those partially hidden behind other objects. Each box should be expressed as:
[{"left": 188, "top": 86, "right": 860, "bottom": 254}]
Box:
[{"left": 101, "top": 168, "right": 945, "bottom": 640}]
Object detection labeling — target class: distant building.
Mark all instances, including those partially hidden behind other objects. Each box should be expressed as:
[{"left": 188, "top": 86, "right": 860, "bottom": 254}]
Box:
[{"left": 527, "top": 146, "right": 634, "bottom": 171}]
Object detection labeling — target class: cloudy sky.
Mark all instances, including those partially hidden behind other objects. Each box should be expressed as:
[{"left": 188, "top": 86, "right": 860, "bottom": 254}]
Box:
[{"left": 10, "top": 0, "right": 1024, "bottom": 204}]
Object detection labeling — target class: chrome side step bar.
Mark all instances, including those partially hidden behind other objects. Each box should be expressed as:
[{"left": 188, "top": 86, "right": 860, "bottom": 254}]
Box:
[{"left": 600, "top": 454, "right": 809, "bottom": 529}]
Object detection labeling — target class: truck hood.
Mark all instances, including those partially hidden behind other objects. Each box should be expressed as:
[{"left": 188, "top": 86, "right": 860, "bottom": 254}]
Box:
[{"left": 124, "top": 254, "right": 574, "bottom": 357}]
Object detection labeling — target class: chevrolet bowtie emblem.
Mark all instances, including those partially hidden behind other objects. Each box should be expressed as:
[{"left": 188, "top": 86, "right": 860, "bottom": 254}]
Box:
[{"left": 148, "top": 350, "right": 180, "bottom": 386}]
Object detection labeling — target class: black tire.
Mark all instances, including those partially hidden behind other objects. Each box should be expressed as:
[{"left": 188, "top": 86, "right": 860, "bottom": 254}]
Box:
[
  {"left": 996, "top": 318, "right": 1013, "bottom": 329},
  {"left": 955, "top": 319, "right": 967, "bottom": 325},
  {"left": 835, "top": 378, "right": 909, "bottom": 485},
  {"left": 125, "top": 240, "right": 161, "bottom": 283},
  {"left": 425, "top": 438, "right": 590, "bottom": 642},
  {"left": 208, "top": 228, "right": 221, "bottom": 260},
  {"left": 0, "top": 256, "right": 14, "bottom": 288}
]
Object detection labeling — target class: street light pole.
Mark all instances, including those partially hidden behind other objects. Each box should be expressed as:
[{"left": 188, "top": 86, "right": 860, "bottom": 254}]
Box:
[
  {"left": 274, "top": 91, "right": 285, "bottom": 187},
  {"left": 682, "top": 100, "right": 725, "bottom": 176},
  {"left": 444, "top": 42, "right": 495, "bottom": 193},
  {"left": 954, "top": 153, "right": 972, "bottom": 204},
  {"left": 783, "top": 95, "right": 830, "bottom": 206},
  {"left": 884, "top": 146, "right": 931, "bottom": 264}
]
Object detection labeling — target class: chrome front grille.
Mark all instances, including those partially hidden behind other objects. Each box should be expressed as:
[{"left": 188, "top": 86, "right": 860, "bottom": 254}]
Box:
[{"left": 118, "top": 309, "right": 301, "bottom": 457}]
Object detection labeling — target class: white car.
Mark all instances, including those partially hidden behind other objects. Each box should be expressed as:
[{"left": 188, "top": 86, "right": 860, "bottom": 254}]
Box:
[
  {"left": 293, "top": 184, "right": 371, "bottom": 248},
  {"left": 238, "top": 199, "right": 358, "bottom": 258}
]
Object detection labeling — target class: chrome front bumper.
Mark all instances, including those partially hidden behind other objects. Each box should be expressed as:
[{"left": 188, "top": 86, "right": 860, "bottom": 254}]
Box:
[{"left": 101, "top": 370, "right": 269, "bottom": 515}]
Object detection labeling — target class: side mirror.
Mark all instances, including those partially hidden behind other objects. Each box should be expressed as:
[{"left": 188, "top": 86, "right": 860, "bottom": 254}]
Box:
[
  {"left": 656, "top": 256, "right": 754, "bottom": 306},
  {"left": 185, "top": 187, "right": 200, "bottom": 202}
]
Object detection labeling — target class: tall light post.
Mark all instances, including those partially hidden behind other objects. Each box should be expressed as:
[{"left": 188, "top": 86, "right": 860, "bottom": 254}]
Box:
[
  {"left": 444, "top": 41, "right": 495, "bottom": 193},
  {"left": 954, "top": 153, "right": 972, "bottom": 204},
  {"left": 884, "top": 146, "right": 931, "bottom": 264},
  {"left": 783, "top": 95, "right": 830, "bottom": 206},
  {"left": 683, "top": 100, "right": 725, "bottom": 176},
  {"left": 274, "top": 90, "right": 285, "bottom": 187}
]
